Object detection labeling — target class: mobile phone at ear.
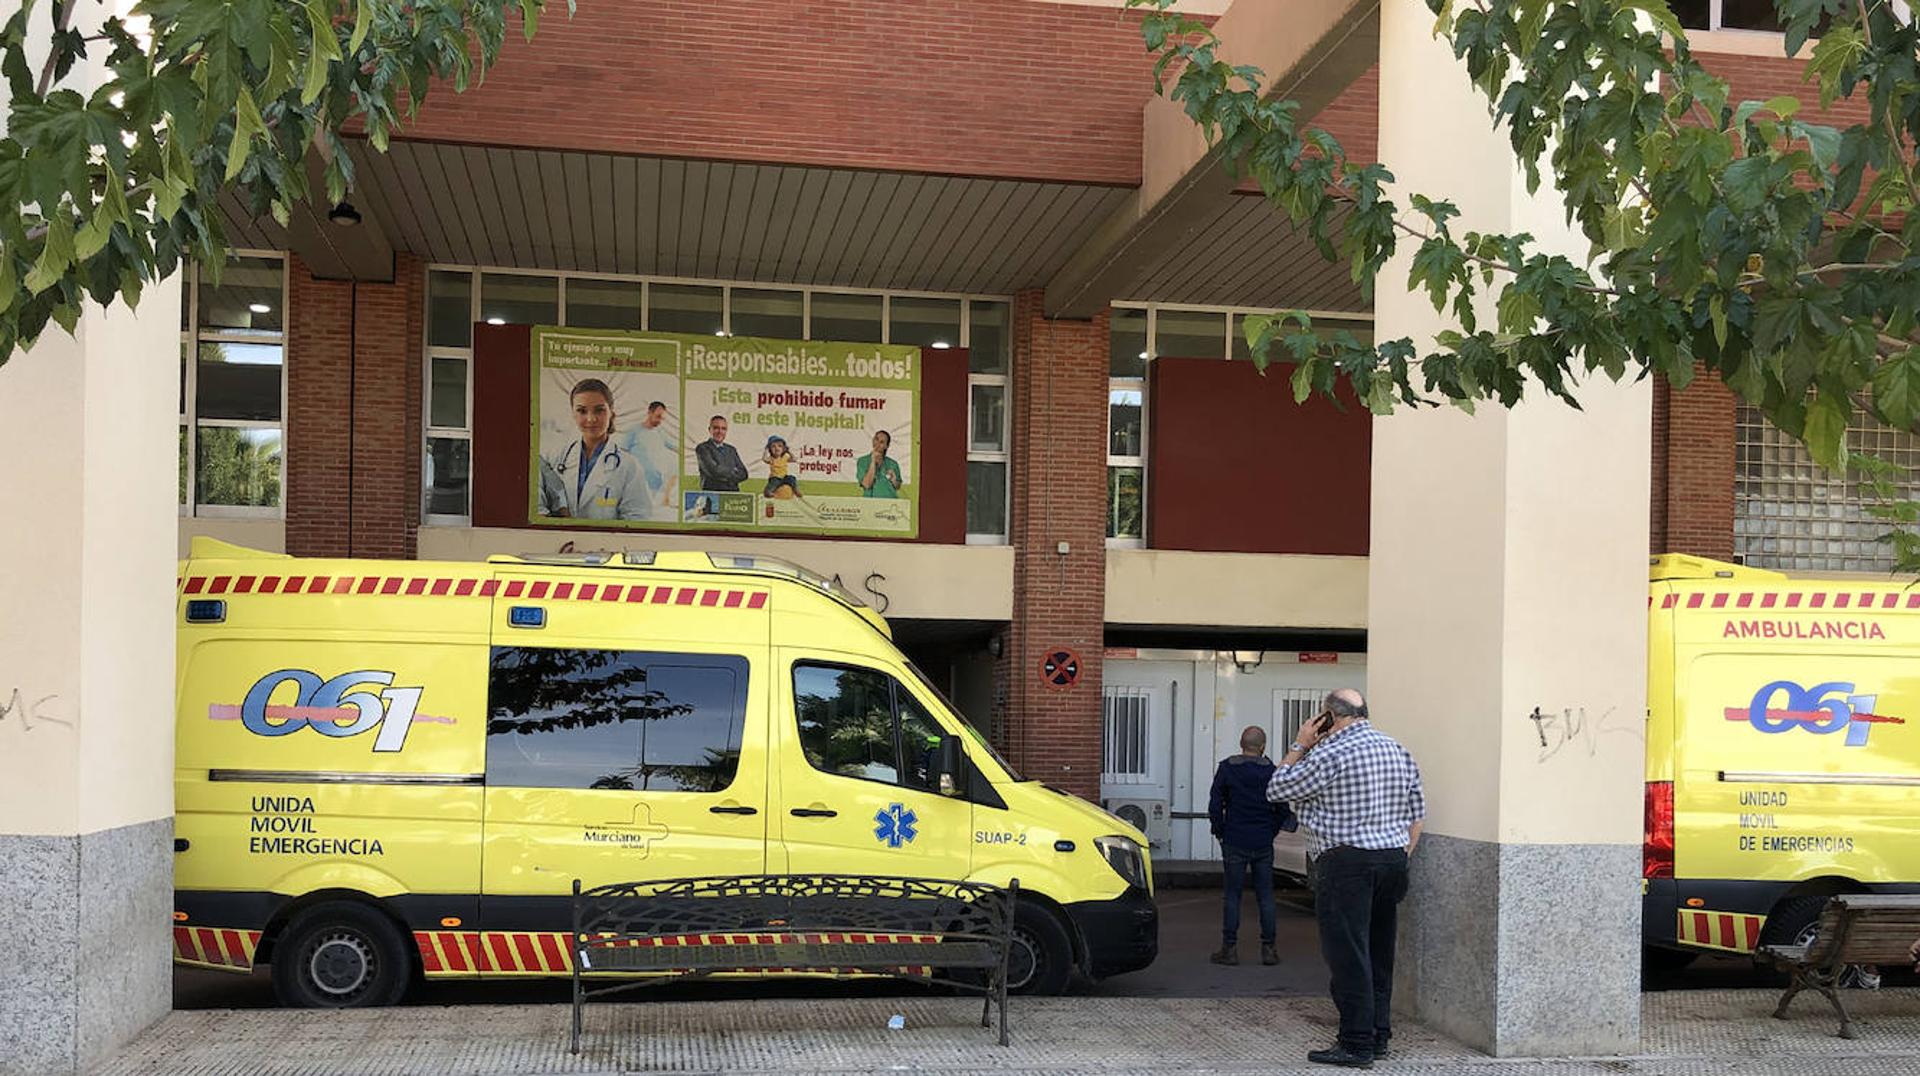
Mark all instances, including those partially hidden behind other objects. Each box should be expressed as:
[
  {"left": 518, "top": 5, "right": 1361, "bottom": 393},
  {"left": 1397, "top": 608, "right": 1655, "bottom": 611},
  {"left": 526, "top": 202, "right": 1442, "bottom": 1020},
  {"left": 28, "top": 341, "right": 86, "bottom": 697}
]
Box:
[{"left": 1313, "top": 712, "right": 1335, "bottom": 735}]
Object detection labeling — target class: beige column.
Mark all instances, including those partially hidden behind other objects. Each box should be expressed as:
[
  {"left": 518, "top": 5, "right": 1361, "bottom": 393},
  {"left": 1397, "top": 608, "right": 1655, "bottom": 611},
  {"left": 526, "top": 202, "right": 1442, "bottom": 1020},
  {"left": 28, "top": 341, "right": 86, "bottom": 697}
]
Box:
[
  {"left": 1368, "top": 0, "right": 1650, "bottom": 1056},
  {"left": 0, "top": 6, "right": 180, "bottom": 1072}
]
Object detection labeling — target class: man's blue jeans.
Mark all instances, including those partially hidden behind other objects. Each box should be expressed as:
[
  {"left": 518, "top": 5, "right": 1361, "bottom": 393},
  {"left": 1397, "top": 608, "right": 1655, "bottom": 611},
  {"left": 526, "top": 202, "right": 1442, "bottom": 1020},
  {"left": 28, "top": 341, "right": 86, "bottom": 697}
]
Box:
[{"left": 1220, "top": 844, "right": 1276, "bottom": 946}]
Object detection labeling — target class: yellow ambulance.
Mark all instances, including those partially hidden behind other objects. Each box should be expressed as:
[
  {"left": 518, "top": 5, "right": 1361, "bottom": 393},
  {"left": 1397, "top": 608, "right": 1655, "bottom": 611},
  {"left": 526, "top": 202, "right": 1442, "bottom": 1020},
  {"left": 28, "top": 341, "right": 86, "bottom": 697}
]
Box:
[
  {"left": 1643, "top": 554, "right": 1920, "bottom": 965},
  {"left": 171, "top": 539, "right": 1156, "bottom": 1006}
]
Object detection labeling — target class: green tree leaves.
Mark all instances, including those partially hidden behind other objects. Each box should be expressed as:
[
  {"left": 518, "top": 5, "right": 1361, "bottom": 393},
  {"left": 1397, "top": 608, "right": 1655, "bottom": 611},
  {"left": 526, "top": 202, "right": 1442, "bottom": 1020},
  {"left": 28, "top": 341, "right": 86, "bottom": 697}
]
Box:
[
  {"left": 0, "top": 0, "right": 571, "bottom": 363},
  {"left": 1128, "top": 0, "right": 1920, "bottom": 571}
]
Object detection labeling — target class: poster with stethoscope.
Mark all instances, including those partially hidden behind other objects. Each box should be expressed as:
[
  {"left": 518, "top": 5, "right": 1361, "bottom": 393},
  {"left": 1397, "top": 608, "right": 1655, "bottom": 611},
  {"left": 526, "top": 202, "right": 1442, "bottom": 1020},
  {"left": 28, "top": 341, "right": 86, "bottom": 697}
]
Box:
[{"left": 530, "top": 326, "right": 919, "bottom": 538}]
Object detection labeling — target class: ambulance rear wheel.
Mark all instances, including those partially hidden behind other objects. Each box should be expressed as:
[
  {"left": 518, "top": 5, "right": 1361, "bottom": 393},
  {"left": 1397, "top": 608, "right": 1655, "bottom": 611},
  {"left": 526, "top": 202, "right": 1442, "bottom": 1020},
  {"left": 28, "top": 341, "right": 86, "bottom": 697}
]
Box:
[
  {"left": 1760, "top": 895, "right": 1834, "bottom": 951},
  {"left": 1005, "top": 904, "right": 1073, "bottom": 996},
  {"left": 272, "top": 902, "right": 413, "bottom": 1008}
]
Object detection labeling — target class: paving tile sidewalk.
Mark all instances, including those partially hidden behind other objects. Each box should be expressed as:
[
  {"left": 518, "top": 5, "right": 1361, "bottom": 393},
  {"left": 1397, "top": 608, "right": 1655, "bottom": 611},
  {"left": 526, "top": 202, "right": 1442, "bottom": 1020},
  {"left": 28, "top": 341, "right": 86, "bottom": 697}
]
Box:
[{"left": 95, "top": 989, "right": 1920, "bottom": 1076}]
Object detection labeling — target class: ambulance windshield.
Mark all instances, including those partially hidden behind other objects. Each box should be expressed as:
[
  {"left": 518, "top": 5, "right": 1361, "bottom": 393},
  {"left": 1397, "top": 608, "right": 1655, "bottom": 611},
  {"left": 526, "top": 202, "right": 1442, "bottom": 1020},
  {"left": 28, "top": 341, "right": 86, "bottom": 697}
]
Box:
[{"left": 906, "top": 660, "right": 1024, "bottom": 782}]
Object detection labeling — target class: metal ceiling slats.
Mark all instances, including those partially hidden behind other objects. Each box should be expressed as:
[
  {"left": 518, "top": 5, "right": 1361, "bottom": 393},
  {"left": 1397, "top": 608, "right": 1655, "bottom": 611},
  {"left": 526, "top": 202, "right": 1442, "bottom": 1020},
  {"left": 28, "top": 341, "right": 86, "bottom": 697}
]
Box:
[
  {"left": 609, "top": 155, "right": 640, "bottom": 276},
  {"left": 841, "top": 172, "right": 914, "bottom": 290},
  {"left": 505, "top": 150, "right": 551, "bottom": 268},
  {"left": 358, "top": 146, "right": 432, "bottom": 258},
  {"left": 339, "top": 142, "right": 403, "bottom": 251},
  {"left": 941, "top": 180, "right": 1024, "bottom": 294},
  {"left": 984, "top": 180, "right": 1080, "bottom": 291},
  {"left": 545, "top": 151, "right": 579, "bottom": 269},
  {"left": 453, "top": 145, "right": 510, "bottom": 268},
  {"left": 907, "top": 179, "right": 994, "bottom": 292},
  {"left": 774, "top": 167, "right": 835, "bottom": 284},
  {"left": 987, "top": 183, "right": 1089, "bottom": 294},
  {"left": 413, "top": 144, "right": 479, "bottom": 266},
  {"left": 654, "top": 159, "right": 687, "bottom": 279},
  {"left": 757, "top": 166, "right": 807, "bottom": 282},
  {"left": 389, "top": 143, "right": 460, "bottom": 265},
  {"left": 715, "top": 164, "right": 757, "bottom": 281},
  {"left": 477, "top": 148, "right": 532, "bottom": 267},
  {"left": 224, "top": 140, "right": 1369, "bottom": 310},
  {"left": 809, "top": 171, "right": 880, "bottom": 287},
  {"left": 584, "top": 153, "right": 618, "bottom": 274},
  {"left": 864, "top": 176, "right": 944, "bottom": 293},
  {"left": 694, "top": 161, "right": 737, "bottom": 281},
  {"left": 632, "top": 156, "right": 662, "bottom": 277},
  {"left": 1137, "top": 197, "right": 1255, "bottom": 301}
]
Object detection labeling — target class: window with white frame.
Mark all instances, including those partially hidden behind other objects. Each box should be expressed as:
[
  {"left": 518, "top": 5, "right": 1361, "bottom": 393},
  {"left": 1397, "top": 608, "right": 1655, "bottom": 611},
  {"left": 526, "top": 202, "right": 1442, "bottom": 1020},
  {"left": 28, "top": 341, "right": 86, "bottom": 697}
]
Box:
[
  {"left": 1670, "top": 0, "right": 1834, "bottom": 33},
  {"left": 965, "top": 300, "right": 1010, "bottom": 541},
  {"left": 180, "top": 253, "right": 287, "bottom": 516},
  {"left": 1102, "top": 686, "right": 1152, "bottom": 783},
  {"left": 1107, "top": 307, "right": 1150, "bottom": 545},
  {"left": 1273, "top": 688, "right": 1324, "bottom": 748},
  {"left": 422, "top": 268, "right": 1013, "bottom": 540}
]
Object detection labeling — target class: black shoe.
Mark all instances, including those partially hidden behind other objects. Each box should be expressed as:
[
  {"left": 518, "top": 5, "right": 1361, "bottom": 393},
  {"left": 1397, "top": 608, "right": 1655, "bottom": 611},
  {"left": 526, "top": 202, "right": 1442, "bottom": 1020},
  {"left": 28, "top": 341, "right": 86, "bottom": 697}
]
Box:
[
  {"left": 1208, "top": 945, "right": 1239, "bottom": 966},
  {"left": 1372, "top": 1041, "right": 1389, "bottom": 1059},
  {"left": 1307, "top": 1045, "right": 1373, "bottom": 1068},
  {"left": 1260, "top": 944, "right": 1280, "bottom": 966}
]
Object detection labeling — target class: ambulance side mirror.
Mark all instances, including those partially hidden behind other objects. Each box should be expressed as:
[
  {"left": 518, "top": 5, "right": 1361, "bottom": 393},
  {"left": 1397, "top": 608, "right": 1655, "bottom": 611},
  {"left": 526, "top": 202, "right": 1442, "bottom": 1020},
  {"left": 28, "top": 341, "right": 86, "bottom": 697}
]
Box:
[{"left": 935, "top": 735, "right": 966, "bottom": 797}]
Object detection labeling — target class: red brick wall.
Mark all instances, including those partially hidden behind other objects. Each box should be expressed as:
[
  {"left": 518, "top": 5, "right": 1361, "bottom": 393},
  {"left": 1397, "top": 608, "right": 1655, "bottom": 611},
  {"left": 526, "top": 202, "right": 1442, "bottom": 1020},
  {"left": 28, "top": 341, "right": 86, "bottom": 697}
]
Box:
[
  {"left": 1645, "top": 51, "right": 1847, "bottom": 562},
  {"left": 1652, "top": 369, "right": 1737, "bottom": 560},
  {"left": 404, "top": 0, "right": 1174, "bottom": 185},
  {"left": 995, "top": 290, "right": 1108, "bottom": 800},
  {"left": 285, "top": 255, "right": 424, "bottom": 559},
  {"left": 287, "top": 262, "right": 354, "bottom": 557}
]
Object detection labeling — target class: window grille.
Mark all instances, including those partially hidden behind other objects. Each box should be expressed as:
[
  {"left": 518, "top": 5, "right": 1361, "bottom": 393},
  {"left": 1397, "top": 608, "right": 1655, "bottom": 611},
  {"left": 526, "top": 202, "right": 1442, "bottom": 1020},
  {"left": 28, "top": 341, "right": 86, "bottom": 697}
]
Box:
[{"left": 1102, "top": 688, "right": 1152, "bottom": 782}]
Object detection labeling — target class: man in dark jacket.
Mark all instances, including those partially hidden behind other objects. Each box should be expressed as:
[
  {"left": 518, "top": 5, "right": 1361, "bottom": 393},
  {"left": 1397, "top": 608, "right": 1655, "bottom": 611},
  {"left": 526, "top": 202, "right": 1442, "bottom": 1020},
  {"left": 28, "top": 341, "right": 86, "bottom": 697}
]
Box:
[{"left": 1208, "top": 724, "right": 1297, "bottom": 966}]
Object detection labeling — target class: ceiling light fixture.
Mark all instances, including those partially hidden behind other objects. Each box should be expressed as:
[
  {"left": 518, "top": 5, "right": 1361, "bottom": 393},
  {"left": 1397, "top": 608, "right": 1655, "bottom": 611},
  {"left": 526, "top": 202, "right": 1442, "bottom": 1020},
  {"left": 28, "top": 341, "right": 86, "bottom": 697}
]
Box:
[
  {"left": 327, "top": 202, "right": 362, "bottom": 227},
  {"left": 248, "top": 303, "right": 271, "bottom": 314}
]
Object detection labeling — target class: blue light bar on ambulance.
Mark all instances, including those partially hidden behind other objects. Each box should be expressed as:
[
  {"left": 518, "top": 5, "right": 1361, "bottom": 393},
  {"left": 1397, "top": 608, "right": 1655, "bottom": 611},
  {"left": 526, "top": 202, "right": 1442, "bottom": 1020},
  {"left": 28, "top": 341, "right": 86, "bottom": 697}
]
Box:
[{"left": 185, "top": 600, "right": 226, "bottom": 624}]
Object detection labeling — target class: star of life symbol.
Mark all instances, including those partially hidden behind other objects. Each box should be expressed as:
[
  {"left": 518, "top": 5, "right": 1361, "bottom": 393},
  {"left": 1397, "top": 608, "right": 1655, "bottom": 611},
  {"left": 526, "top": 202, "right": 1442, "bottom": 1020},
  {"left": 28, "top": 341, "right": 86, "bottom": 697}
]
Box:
[{"left": 873, "top": 803, "right": 918, "bottom": 848}]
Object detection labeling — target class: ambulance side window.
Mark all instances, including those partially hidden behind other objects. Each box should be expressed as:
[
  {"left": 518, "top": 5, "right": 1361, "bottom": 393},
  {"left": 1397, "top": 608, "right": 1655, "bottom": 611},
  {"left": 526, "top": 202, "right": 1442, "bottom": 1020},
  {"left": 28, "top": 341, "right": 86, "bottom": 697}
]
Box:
[
  {"left": 792, "top": 662, "right": 943, "bottom": 791},
  {"left": 486, "top": 647, "right": 747, "bottom": 793},
  {"left": 794, "top": 664, "right": 898, "bottom": 784}
]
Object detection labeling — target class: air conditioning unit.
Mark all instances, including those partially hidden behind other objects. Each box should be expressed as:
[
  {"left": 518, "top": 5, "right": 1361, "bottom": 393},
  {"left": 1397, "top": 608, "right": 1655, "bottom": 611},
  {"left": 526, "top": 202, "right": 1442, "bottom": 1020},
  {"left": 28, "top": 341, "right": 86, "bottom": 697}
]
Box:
[{"left": 1105, "top": 798, "right": 1173, "bottom": 857}]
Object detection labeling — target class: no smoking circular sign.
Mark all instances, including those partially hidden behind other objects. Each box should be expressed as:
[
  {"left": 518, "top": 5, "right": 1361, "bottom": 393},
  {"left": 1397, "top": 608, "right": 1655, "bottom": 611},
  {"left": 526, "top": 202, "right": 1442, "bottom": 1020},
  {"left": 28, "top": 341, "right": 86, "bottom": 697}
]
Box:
[{"left": 1041, "top": 648, "right": 1082, "bottom": 689}]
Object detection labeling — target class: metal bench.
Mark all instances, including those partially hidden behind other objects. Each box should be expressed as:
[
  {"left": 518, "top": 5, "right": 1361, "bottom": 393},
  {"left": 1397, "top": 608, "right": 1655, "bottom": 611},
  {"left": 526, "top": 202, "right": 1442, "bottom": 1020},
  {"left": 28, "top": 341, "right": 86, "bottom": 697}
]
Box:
[
  {"left": 1759, "top": 893, "right": 1920, "bottom": 1038},
  {"left": 569, "top": 874, "right": 1019, "bottom": 1053}
]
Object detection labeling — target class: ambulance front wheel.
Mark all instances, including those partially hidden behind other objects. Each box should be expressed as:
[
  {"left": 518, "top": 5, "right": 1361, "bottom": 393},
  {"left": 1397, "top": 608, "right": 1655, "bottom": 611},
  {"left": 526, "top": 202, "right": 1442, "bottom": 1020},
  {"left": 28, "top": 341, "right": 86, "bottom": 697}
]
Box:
[
  {"left": 1005, "top": 904, "right": 1074, "bottom": 996},
  {"left": 271, "top": 901, "right": 414, "bottom": 1008}
]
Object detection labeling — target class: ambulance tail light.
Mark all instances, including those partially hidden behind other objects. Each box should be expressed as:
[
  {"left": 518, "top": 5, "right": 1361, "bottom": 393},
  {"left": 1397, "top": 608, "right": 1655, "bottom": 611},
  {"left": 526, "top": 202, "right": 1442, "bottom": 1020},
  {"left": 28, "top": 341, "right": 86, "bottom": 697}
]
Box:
[{"left": 1643, "top": 781, "right": 1675, "bottom": 878}]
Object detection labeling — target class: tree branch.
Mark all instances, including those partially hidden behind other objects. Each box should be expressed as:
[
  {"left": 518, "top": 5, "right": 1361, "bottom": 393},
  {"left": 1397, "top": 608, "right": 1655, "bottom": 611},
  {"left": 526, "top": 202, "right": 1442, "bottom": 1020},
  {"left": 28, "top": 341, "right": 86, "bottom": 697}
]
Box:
[{"left": 34, "top": 0, "right": 76, "bottom": 98}]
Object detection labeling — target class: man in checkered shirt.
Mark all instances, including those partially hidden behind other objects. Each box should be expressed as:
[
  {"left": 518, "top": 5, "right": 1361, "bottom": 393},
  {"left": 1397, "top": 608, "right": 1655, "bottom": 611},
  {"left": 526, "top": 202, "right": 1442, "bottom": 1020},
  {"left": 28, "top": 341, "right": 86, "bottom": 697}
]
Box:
[{"left": 1267, "top": 688, "right": 1425, "bottom": 1069}]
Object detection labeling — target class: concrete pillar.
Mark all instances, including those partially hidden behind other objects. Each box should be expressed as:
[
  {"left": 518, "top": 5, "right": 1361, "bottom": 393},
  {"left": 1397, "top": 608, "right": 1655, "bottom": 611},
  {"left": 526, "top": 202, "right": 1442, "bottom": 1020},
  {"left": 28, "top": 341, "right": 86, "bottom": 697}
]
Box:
[
  {"left": 0, "top": 273, "right": 180, "bottom": 1074},
  {"left": 1369, "top": 0, "right": 1649, "bottom": 1056},
  {"left": 994, "top": 290, "right": 1108, "bottom": 799}
]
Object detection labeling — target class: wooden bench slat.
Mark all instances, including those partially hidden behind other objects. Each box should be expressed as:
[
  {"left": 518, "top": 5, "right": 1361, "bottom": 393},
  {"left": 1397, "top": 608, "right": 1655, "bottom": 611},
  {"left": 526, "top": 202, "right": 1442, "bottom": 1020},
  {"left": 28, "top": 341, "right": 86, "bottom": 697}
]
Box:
[{"left": 1832, "top": 894, "right": 1920, "bottom": 911}]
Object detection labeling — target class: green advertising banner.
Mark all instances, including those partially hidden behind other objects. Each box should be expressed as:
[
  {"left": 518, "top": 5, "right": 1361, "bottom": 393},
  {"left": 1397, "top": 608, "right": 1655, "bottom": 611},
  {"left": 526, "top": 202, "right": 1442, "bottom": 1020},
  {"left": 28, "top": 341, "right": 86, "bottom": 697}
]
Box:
[{"left": 530, "top": 326, "right": 920, "bottom": 538}]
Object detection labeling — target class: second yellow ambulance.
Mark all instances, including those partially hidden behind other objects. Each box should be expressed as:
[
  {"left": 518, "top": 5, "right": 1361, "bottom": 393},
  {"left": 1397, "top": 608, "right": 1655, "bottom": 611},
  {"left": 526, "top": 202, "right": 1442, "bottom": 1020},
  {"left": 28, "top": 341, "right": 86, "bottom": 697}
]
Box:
[{"left": 1643, "top": 555, "right": 1920, "bottom": 963}]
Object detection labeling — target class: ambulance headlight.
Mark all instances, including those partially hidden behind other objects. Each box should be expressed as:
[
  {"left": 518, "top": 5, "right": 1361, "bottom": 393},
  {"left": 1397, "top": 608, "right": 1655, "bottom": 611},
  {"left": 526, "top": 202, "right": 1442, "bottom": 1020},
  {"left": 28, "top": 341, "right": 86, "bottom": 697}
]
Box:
[{"left": 1095, "top": 834, "right": 1148, "bottom": 890}]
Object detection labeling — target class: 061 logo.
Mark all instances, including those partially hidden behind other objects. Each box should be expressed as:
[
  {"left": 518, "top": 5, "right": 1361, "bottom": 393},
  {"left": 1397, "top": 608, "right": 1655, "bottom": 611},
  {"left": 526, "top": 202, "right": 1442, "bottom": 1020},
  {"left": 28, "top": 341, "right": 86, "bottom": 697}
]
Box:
[
  {"left": 241, "top": 668, "right": 424, "bottom": 752},
  {"left": 1727, "top": 680, "right": 1904, "bottom": 747}
]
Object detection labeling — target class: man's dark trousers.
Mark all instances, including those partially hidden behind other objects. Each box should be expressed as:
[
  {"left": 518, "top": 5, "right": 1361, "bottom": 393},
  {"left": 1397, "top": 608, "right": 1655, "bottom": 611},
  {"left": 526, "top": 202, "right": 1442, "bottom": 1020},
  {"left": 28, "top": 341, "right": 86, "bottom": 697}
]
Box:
[
  {"left": 1220, "top": 844, "right": 1276, "bottom": 946},
  {"left": 1313, "top": 845, "right": 1410, "bottom": 1056}
]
